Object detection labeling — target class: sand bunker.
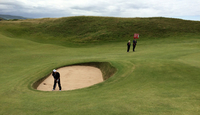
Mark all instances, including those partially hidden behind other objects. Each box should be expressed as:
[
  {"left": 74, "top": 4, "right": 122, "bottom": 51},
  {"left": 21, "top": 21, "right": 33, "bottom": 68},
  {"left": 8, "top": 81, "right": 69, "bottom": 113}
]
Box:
[{"left": 37, "top": 66, "right": 103, "bottom": 91}]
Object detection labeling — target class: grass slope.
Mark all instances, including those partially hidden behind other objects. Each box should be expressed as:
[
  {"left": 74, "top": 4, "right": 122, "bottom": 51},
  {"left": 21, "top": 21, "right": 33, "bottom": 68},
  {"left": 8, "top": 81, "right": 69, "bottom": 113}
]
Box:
[
  {"left": 1, "top": 16, "right": 200, "bottom": 46},
  {"left": 0, "top": 17, "right": 200, "bottom": 115}
]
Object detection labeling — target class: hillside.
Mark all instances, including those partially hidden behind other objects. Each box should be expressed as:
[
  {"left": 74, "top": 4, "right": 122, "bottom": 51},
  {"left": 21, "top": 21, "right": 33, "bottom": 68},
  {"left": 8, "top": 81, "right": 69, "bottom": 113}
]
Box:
[{"left": 0, "top": 16, "right": 200, "bottom": 45}]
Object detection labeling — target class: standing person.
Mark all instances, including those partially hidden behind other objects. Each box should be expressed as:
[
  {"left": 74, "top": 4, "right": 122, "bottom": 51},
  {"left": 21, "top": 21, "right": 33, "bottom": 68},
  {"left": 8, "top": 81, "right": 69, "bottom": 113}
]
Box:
[
  {"left": 133, "top": 38, "right": 137, "bottom": 52},
  {"left": 52, "top": 69, "right": 62, "bottom": 91},
  {"left": 127, "top": 40, "right": 131, "bottom": 52}
]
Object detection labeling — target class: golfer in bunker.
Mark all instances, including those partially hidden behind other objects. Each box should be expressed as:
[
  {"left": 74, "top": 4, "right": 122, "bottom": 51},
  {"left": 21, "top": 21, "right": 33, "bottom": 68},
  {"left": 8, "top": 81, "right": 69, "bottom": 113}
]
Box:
[{"left": 52, "top": 69, "right": 62, "bottom": 91}]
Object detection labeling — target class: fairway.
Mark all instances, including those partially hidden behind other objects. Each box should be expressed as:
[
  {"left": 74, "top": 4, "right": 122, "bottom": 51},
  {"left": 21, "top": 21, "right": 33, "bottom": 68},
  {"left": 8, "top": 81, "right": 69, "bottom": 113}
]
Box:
[{"left": 0, "top": 17, "right": 200, "bottom": 115}]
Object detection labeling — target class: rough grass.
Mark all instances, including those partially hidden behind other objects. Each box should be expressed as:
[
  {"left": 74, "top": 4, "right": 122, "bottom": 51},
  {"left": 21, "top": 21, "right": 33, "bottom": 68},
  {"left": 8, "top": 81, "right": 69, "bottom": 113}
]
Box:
[{"left": 1, "top": 16, "right": 200, "bottom": 46}]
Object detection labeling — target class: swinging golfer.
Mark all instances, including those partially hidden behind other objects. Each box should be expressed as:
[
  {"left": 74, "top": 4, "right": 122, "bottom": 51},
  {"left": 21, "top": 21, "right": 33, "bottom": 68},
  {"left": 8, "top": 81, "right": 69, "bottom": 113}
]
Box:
[{"left": 52, "top": 69, "right": 62, "bottom": 91}]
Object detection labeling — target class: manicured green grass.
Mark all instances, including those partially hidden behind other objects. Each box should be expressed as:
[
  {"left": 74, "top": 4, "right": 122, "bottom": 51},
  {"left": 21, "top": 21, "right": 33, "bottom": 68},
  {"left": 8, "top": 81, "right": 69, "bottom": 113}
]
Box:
[{"left": 0, "top": 17, "right": 200, "bottom": 115}]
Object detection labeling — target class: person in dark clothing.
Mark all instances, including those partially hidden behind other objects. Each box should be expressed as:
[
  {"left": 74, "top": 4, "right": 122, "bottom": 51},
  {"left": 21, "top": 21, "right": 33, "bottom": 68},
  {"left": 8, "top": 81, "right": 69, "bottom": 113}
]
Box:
[
  {"left": 133, "top": 38, "right": 137, "bottom": 52},
  {"left": 127, "top": 40, "right": 131, "bottom": 52},
  {"left": 52, "top": 69, "right": 62, "bottom": 91}
]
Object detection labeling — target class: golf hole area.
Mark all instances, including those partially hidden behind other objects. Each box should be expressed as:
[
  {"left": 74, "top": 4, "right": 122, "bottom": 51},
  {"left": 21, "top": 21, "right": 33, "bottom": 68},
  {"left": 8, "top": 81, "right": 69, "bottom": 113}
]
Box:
[{"left": 33, "top": 62, "right": 117, "bottom": 91}]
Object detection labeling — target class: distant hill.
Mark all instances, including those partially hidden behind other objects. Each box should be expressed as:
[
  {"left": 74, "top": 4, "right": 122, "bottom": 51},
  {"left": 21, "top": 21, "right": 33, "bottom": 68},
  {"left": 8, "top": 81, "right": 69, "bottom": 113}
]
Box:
[
  {"left": 0, "top": 14, "right": 27, "bottom": 20},
  {"left": 1, "top": 16, "right": 200, "bottom": 45}
]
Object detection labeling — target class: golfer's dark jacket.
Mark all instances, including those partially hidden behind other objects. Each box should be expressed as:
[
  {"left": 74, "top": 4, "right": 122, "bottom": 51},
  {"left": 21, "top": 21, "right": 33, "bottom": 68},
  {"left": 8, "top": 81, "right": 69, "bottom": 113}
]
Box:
[
  {"left": 133, "top": 40, "right": 137, "bottom": 46},
  {"left": 52, "top": 72, "right": 60, "bottom": 80}
]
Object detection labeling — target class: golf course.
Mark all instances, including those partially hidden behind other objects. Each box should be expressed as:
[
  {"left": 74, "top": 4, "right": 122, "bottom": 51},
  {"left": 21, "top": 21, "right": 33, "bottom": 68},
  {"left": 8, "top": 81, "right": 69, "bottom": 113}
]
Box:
[{"left": 0, "top": 16, "right": 200, "bottom": 114}]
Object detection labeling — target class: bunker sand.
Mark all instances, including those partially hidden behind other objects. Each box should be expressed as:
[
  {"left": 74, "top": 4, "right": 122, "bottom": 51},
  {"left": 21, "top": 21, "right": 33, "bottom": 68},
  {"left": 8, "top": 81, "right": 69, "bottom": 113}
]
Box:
[{"left": 37, "top": 66, "right": 103, "bottom": 91}]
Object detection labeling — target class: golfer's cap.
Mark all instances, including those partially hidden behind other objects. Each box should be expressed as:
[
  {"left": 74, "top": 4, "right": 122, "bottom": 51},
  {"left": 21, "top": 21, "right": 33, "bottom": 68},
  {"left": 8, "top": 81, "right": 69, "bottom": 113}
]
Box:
[{"left": 53, "top": 69, "right": 56, "bottom": 72}]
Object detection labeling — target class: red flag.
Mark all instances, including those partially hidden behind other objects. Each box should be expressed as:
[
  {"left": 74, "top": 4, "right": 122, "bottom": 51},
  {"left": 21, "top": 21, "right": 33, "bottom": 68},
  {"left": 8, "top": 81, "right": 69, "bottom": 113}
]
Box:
[{"left": 134, "top": 33, "right": 139, "bottom": 39}]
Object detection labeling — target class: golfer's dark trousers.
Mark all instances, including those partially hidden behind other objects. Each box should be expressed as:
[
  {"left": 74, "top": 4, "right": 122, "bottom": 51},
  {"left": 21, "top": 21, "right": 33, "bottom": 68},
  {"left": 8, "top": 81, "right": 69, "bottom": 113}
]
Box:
[
  {"left": 53, "top": 79, "right": 62, "bottom": 90},
  {"left": 133, "top": 45, "right": 136, "bottom": 51},
  {"left": 127, "top": 46, "right": 130, "bottom": 52}
]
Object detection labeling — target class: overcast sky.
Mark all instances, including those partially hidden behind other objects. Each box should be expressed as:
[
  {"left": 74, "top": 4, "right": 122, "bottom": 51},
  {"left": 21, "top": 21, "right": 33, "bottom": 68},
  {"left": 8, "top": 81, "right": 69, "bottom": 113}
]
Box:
[{"left": 0, "top": 0, "right": 200, "bottom": 21}]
